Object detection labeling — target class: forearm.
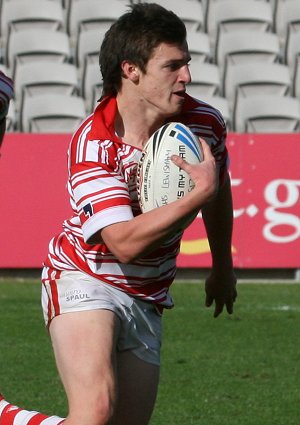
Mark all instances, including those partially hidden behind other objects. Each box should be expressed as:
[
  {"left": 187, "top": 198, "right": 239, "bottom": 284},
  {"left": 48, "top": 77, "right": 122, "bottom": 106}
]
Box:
[{"left": 201, "top": 171, "right": 234, "bottom": 272}]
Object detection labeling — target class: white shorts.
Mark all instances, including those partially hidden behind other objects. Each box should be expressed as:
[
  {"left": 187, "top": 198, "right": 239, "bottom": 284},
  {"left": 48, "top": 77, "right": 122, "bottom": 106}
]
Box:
[{"left": 41, "top": 270, "right": 162, "bottom": 365}]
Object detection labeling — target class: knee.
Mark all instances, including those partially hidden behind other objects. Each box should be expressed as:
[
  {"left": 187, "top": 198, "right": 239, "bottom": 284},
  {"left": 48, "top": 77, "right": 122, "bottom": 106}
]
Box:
[
  {"left": 95, "top": 392, "right": 115, "bottom": 425},
  {"left": 68, "top": 391, "right": 115, "bottom": 425}
]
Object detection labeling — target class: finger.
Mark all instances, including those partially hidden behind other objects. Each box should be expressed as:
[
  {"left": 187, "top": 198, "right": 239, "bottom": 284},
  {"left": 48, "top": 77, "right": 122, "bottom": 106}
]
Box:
[
  {"left": 226, "top": 300, "right": 234, "bottom": 315},
  {"left": 226, "top": 291, "right": 237, "bottom": 314},
  {"left": 205, "top": 293, "right": 214, "bottom": 307},
  {"left": 198, "top": 138, "right": 213, "bottom": 160},
  {"left": 214, "top": 302, "right": 224, "bottom": 318}
]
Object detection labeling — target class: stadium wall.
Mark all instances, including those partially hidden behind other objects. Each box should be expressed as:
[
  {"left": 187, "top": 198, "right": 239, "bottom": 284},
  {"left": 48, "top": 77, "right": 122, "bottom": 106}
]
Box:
[{"left": 0, "top": 133, "right": 299, "bottom": 276}]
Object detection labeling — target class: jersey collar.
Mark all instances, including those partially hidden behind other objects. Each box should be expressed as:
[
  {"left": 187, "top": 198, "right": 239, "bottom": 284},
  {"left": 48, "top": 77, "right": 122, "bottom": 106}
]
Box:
[{"left": 89, "top": 93, "right": 199, "bottom": 141}]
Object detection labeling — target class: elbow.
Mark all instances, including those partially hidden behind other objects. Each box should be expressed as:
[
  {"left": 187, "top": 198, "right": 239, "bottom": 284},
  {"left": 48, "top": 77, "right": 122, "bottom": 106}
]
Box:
[
  {"left": 105, "top": 239, "right": 138, "bottom": 264},
  {"left": 114, "top": 249, "right": 138, "bottom": 264},
  {"left": 100, "top": 224, "right": 141, "bottom": 264}
]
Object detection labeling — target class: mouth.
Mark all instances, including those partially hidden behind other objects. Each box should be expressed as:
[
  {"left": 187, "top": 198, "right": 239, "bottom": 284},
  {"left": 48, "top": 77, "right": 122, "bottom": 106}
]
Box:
[{"left": 173, "top": 90, "right": 186, "bottom": 99}]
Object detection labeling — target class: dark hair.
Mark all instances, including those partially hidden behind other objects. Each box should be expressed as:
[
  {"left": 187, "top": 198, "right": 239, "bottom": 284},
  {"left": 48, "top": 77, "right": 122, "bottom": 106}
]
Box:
[{"left": 99, "top": 2, "right": 187, "bottom": 97}]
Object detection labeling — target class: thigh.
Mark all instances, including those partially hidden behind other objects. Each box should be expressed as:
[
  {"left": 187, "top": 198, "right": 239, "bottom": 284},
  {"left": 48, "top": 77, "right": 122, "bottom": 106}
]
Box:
[
  {"left": 113, "top": 350, "right": 160, "bottom": 425},
  {"left": 49, "top": 309, "right": 120, "bottom": 422}
]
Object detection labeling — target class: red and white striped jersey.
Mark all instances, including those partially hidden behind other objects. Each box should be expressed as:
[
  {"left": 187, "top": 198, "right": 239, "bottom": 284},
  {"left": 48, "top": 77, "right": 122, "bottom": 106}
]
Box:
[{"left": 43, "top": 94, "right": 228, "bottom": 307}]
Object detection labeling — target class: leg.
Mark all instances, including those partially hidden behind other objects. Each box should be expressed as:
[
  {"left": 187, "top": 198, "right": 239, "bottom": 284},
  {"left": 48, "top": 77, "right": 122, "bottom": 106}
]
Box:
[
  {"left": 112, "top": 351, "right": 160, "bottom": 425},
  {"left": 0, "top": 395, "right": 64, "bottom": 424},
  {"left": 49, "top": 309, "right": 120, "bottom": 425}
]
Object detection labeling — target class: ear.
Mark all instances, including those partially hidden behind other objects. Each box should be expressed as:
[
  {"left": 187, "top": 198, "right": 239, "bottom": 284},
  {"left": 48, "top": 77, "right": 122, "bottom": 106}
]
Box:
[{"left": 121, "top": 60, "right": 140, "bottom": 82}]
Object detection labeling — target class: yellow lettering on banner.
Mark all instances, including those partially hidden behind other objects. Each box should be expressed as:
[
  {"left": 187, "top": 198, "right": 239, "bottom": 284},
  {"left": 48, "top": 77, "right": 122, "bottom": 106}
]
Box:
[{"left": 180, "top": 239, "right": 237, "bottom": 255}]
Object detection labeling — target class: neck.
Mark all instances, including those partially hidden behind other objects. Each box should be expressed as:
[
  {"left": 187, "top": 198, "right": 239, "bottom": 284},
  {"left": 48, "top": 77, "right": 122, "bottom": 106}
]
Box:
[{"left": 115, "top": 93, "right": 166, "bottom": 149}]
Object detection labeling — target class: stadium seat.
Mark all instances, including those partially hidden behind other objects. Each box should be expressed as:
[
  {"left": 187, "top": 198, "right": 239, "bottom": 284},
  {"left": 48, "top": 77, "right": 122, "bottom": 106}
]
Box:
[
  {"left": 76, "top": 28, "right": 105, "bottom": 70},
  {"left": 223, "top": 62, "right": 292, "bottom": 111},
  {"left": 284, "top": 29, "right": 300, "bottom": 76},
  {"left": 6, "top": 28, "right": 71, "bottom": 78},
  {"left": 275, "top": 0, "right": 300, "bottom": 46},
  {"left": 0, "top": 0, "right": 65, "bottom": 38},
  {"left": 233, "top": 94, "right": 300, "bottom": 132},
  {"left": 143, "top": 0, "right": 205, "bottom": 32},
  {"left": 187, "top": 30, "right": 211, "bottom": 63},
  {"left": 188, "top": 62, "right": 221, "bottom": 96},
  {"left": 206, "top": 0, "right": 273, "bottom": 48},
  {"left": 81, "top": 61, "right": 102, "bottom": 112},
  {"left": 293, "top": 61, "right": 300, "bottom": 99},
  {"left": 67, "top": 0, "right": 128, "bottom": 42},
  {"left": 14, "top": 61, "right": 80, "bottom": 111},
  {"left": 20, "top": 93, "right": 86, "bottom": 133},
  {"left": 215, "top": 30, "right": 281, "bottom": 78}
]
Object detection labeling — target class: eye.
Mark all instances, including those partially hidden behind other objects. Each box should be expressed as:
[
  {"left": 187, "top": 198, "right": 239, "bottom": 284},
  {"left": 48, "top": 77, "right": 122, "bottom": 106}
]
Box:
[
  {"left": 167, "top": 62, "right": 187, "bottom": 71},
  {"left": 167, "top": 63, "right": 180, "bottom": 71}
]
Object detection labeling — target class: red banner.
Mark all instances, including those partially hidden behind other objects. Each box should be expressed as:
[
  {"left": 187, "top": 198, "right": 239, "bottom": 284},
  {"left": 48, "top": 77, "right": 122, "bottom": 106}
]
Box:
[{"left": 0, "top": 133, "right": 299, "bottom": 269}]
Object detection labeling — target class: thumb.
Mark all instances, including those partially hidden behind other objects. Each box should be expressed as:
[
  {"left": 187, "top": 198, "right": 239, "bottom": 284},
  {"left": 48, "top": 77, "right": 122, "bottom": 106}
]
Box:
[{"left": 199, "top": 138, "right": 213, "bottom": 161}]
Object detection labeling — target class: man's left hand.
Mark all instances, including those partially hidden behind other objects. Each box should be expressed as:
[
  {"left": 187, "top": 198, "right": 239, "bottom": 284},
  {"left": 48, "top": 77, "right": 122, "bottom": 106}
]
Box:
[{"left": 205, "top": 269, "right": 237, "bottom": 318}]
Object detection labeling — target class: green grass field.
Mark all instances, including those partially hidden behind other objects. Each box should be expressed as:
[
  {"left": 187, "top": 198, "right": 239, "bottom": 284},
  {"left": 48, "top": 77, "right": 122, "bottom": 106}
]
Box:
[{"left": 1, "top": 279, "right": 300, "bottom": 425}]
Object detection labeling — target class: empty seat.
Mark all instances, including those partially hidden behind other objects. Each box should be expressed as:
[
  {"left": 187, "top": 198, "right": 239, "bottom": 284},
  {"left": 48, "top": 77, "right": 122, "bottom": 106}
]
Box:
[
  {"left": 224, "top": 62, "right": 291, "bottom": 110},
  {"left": 76, "top": 28, "right": 105, "bottom": 72},
  {"left": 284, "top": 29, "right": 300, "bottom": 76},
  {"left": 144, "top": 0, "right": 204, "bottom": 31},
  {"left": 6, "top": 28, "right": 71, "bottom": 77},
  {"left": 234, "top": 94, "right": 300, "bottom": 132},
  {"left": 81, "top": 61, "right": 102, "bottom": 112},
  {"left": 14, "top": 61, "right": 80, "bottom": 110},
  {"left": 188, "top": 62, "right": 221, "bottom": 96},
  {"left": 215, "top": 30, "right": 281, "bottom": 77},
  {"left": 187, "top": 30, "right": 211, "bottom": 63},
  {"left": 207, "top": 0, "right": 273, "bottom": 47},
  {"left": 20, "top": 93, "right": 86, "bottom": 133},
  {"left": 275, "top": 0, "right": 300, "bottom": 46},
  {"left": 0, "top": 0, "right": 65, "bottom": 38},
  {"left": 67, "top": 0, "right": 128, "bottom": 42},
  {"left": 293, "top": 62, "right": 300, "bottom": 99}
]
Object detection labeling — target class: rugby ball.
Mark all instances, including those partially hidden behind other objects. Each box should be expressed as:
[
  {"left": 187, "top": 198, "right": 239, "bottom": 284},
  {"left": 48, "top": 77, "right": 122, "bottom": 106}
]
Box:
[{"left": 137, "top": 122, "right": 203, "bottom": 215}]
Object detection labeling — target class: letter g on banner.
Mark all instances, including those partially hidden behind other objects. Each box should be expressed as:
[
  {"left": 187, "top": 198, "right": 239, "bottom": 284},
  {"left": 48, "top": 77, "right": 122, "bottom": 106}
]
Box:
[{"left": 263, "top": 179, "right": 300, "bottom": 243}]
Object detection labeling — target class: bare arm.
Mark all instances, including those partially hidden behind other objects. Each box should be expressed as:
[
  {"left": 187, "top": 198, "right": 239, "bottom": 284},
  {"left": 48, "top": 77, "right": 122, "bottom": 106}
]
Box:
[
  {"left": 100, "top": 139, "right": 218, "bottom": 263},
  {"left": 202, "top": 172, "right": 234, "bottom": 272},
  {"left": 201, "top": 172, "right": 237, "bottom": 317}
]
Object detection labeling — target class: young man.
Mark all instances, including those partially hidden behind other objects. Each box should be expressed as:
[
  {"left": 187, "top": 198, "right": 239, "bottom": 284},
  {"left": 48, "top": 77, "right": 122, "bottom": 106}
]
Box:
[{"left": 0, "top": 3, "right": 237, "bottom": 425}]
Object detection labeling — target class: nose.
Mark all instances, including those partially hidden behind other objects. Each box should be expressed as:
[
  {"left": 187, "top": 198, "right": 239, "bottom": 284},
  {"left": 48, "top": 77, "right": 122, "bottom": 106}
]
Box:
[{"left": 179, "top": 64, "right": 191, "bottom": 84}]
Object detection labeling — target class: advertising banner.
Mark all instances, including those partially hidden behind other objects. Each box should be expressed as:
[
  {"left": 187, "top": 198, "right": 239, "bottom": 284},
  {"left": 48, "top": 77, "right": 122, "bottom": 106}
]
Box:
[{"left": 0, "top": 133, "right": 299, "bottom": 269}]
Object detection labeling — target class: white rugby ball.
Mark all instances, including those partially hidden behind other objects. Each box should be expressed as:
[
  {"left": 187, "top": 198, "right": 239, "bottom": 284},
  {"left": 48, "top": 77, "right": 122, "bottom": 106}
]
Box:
[{"left": 137, "top": 122, "right": 203, "bottom": 215}]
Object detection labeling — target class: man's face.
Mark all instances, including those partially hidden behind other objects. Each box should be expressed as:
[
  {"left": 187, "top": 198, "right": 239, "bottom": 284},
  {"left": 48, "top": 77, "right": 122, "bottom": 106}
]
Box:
[{"left": 137, "top": 41, "right": 191, "bottom": 118}]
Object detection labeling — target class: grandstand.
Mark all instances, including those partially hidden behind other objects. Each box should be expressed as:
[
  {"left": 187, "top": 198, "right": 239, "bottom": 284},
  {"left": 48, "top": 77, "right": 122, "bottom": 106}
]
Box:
[
  {"left": 0, "top": 0, "right": 299, "bottom": 132},
  {"left": 0, "top": 0, "right": 299, "bottom": 280}
]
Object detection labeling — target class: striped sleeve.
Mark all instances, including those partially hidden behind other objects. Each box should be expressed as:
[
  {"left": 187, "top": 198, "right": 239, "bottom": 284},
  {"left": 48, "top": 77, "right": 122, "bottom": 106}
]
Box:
[
  {"left": 0, "top": 71, "right": 14, "bottom": 120},
  {"left": 68, "top": 128, "right": 134, "bottom": 244},
  {"left": 70, "top": 160, "right": 134, "bottom": 243}
]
